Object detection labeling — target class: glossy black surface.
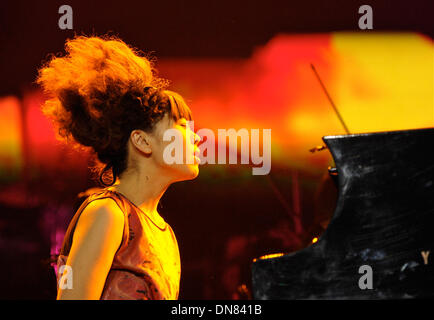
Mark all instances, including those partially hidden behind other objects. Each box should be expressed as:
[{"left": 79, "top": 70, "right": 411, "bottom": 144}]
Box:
[{"left": 252, "top": 128, "right": 434, "bottom": 299}]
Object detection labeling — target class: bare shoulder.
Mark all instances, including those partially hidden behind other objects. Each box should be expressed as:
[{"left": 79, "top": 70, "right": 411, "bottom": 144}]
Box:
[
  {"left": 72, "top": 197, "right": 125, "bottom": 244},
  {"left": 81, "top": 197, "right": 125, "bottom": 224},
  {"left": 59, "top": 197, "right": 125, "bottom": 299}
]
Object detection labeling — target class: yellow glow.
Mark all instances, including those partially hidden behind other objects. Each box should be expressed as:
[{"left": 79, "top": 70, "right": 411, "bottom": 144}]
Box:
[
  {"left": 331, "top": 33, "right": 434, "bottom": 133},
  {"left": 138, "top": 33, "right": 434, "bottom": 170},
  {"left": 253, "top": 252, "right": 285, "bottom": 262},
  {"left": 312, "top": 237, "right": 318, "bottom": 244},
  {"left": 0, "top": 96, "right": 23, "bottom": 178}
]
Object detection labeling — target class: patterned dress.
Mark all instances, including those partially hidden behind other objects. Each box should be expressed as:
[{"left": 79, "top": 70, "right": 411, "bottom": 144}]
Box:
[{"left": 56, "top": 189, "right": 181, "bottom": 300}]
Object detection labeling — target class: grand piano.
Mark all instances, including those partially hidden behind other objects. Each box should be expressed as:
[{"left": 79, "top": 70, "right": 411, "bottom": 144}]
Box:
[{"left": 252, "top": 127, "right": 434, "bottom": 299}]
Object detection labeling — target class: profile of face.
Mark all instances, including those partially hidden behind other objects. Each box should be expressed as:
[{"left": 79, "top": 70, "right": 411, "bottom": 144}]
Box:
[{"left": 130, "top": 112, "right": 201, "bottom": 183}]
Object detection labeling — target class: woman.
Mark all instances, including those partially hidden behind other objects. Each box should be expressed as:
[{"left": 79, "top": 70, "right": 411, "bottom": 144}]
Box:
[{"left": 37, "top": 35, "right": 201, "bottom": 299}]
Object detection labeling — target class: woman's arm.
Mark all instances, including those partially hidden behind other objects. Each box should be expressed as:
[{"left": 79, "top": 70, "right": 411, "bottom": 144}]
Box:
[{"left": 57, "top": 198, "right": 125, "bottom": 300}]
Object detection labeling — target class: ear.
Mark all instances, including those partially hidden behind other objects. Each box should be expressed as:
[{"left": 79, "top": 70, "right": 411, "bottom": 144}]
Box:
[{"left": 130, "top": 130, "right": 152, "bottom": 155}]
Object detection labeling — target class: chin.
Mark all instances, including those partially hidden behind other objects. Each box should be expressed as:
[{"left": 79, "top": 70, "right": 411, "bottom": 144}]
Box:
[
  {"left": 183, "top": 164, "right": 200, "bottom": 180},
  {"left": 187, "top": 165, "right": 199, "bottom": 179},
  {"left": 172, "top": 164, "right": 199, "bottom": 182}
]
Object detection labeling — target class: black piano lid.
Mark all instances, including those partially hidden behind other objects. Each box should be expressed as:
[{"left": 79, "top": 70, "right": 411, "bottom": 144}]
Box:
[{"left": 252, "top": 127, "right": 434, "bottom": 299}]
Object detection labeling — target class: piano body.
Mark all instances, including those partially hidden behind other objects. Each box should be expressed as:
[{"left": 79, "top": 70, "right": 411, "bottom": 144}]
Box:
[{"left": 252, "top": 127, "right": 434, "bottom": 299}]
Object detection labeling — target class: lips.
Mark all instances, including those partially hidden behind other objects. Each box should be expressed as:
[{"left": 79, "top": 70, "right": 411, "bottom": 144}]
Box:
[{"left": 192, "top": 147, "right": 200, "bottom": 164}]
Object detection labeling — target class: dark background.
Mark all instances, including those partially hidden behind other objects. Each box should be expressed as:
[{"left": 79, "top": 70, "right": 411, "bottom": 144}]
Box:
[
  {"left": 1, "top": 0, "right": 432, "bottom": 97},
  {"left": 0, "top": 0, "right": 432, "bottom": 299}
]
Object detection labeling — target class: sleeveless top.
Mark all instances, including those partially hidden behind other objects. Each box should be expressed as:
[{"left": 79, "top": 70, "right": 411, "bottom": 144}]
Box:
[{"left": 56, "top": 189, "right": 181, "bottom": 300}]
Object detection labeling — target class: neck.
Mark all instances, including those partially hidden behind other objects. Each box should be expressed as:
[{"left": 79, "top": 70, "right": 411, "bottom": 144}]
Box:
[{"left": 109, "top": 165, "right": 172, "bottom": 216}]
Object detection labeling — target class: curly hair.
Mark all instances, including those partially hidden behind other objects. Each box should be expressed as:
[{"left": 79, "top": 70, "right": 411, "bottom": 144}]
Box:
[{"left": 36, "top": 35, "right": 192, "bottom": 186}]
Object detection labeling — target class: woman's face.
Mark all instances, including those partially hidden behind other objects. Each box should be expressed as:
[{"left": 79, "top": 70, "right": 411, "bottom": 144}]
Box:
[{"left": 150, "top": 113, "right": 201, "bottom": 182}]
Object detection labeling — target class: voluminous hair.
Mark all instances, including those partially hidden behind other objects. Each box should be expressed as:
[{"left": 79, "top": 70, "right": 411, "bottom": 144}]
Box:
[{"left": 36, "top": 35, "right": 192, "bottom": 186}]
